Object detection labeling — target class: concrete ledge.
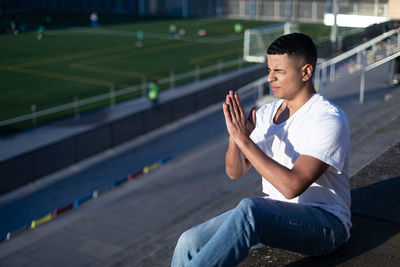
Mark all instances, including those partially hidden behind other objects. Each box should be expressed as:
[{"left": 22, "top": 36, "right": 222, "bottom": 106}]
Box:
[{"left": 239, "top": 141, "right": 400, "bottom": 267}]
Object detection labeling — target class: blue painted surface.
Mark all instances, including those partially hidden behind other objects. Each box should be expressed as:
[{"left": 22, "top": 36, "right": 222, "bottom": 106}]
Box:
[{"left": 0, "top": 107, "right": 227, "bottom": 238}]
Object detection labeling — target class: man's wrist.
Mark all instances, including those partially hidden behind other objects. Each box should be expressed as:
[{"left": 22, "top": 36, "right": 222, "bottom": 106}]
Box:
[{"left": 234, "top": 135, "right": 252, "bottom": 150}]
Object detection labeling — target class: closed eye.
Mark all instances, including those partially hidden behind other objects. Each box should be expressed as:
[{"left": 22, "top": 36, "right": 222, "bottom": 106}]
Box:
[{"left": 267, "top": 68, "right": 285, "bottom": 74}]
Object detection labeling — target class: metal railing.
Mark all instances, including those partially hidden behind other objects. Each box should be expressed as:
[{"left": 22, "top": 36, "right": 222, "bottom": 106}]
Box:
[
  {"left": 221, "top": 0, "right": 388, "bottom": 23},
  {"left": 240, "top": 38, "right": 400, "bottom": 107},
  {"left": 314, "top": 28, "right": 400, "bottom": 90},
  {"left": 238, "top": 74, "right": 267, "bottom": 102},
  {"left": 0, "top": 57, "right": 247, "bottom": 128},
  {"left": 359, "top": 51, "right": 400, "bottom": 104}
]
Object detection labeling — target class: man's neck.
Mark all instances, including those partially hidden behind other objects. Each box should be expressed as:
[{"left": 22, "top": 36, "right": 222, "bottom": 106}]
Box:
[
  {"left": 285, "top": 88, "right": 316, "bottom": 115},
  {"left": 274, "top": 85, "right": 316, "bottom": 124}
]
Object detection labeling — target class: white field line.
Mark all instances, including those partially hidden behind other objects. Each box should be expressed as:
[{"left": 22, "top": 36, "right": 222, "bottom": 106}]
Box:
[{"left": 46, "top": 27, "right": 243, "bottom": 44}]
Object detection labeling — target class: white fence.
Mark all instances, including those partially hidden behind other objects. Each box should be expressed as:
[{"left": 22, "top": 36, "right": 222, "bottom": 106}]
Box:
[{"left": 0, "top": 57, "right": 246, "bottom": 128}]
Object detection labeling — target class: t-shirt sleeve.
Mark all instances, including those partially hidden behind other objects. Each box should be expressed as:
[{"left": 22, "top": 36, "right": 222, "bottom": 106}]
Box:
[{"left": 301, "top": 114, "right": 350, "bottom": 173}]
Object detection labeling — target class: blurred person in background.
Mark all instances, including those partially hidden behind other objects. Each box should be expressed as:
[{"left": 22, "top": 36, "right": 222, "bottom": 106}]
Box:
[
  {"left": 136, "top": 30, "right": 144, "bottom": 47},
  {"left": 147, "top": 80, "right": 159, "bottom": 106},
  {"left": 169, "top": 23, "right": 178, "bottom": 38},
  {"left": 37, "top": 24, "right": 45, "bottom": 40},
  {"left": 90, "top": 11, "right": 98, "bottom": 28}
]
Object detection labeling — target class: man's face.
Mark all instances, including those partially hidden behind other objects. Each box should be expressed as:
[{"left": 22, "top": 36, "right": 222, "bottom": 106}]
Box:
[{"left": 266, "top": 54, "right": 307, "bottom": 100}]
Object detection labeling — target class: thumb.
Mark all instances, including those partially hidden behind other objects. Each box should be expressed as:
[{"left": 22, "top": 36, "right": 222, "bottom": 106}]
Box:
[{"left": 248, "top": 107, "right": 257, "bottom": 125}]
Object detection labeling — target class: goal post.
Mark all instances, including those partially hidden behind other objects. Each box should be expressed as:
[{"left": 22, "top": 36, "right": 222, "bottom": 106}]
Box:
[{"left": 243, "top": 22, "right": 299, "bottom": 63}]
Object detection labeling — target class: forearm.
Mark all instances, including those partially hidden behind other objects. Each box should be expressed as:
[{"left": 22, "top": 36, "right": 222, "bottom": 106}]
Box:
[
  {"left": 235, "top": 136, "right": 304, "bottom": 199},
  {"left": 225, "top": 137, "right": 251, "bottom": 179}
]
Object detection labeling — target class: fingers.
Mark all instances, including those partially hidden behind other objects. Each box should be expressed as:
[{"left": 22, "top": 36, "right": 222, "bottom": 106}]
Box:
[
  {"left": 223, "top": 99, "right": 236, "bottom": 137},
  {"left": 222, "top": 102, "right": 232, "bottom": 122},
  {"left": 232, "top": 91, "right": 243, "bottom": 119},
  {"left": 248, "top": 106, "right": 257, "bottom": 125},
  {"left": 234, "top": 92, "right": 245, "bottom": 118},
  {"left": 224, "top": 91, "right": 256, "bottom": 138},
  {"left": 227, "top": 91, "right": 243, "bottom": 120},
  {"left": 224, "top": 90, "right": 248, "bottom": 123}
]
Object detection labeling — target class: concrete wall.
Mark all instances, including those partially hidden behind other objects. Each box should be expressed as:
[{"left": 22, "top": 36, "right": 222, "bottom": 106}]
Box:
[{"left": 0, "top": 65, "right": 266, "bottom": 195}]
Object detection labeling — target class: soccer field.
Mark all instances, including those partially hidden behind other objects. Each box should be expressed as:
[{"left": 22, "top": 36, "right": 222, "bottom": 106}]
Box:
[{"left": 0, "top": 12, "right": 334, "bottom": 134}]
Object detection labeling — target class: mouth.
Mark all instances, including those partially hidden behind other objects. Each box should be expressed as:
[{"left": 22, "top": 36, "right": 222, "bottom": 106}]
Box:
[{"left": 270, "top": 86, "right": 279, "bottom": 92}]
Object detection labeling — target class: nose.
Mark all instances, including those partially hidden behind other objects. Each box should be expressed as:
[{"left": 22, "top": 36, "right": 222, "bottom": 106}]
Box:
[{"left": 267, "top": 71, "right": 275, "bottom": 83}]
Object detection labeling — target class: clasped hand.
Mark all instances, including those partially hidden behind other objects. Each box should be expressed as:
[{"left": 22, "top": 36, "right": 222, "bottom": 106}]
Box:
[{"left": 223, "top": 91, "right": 256, "bottom": 143}]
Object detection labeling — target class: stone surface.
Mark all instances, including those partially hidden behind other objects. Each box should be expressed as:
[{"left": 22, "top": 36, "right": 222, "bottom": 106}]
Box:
[{"left": 239, "top": 142, "right": 400, "bottom": 267}]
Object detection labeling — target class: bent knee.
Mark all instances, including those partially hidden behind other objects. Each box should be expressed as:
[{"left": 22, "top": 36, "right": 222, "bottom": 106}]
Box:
[
  {"left": 176, "top": 228, "right": 201, "bottom": 250},
  {"left": 237, "top": 197, "right": 260, "bottom": 212}
]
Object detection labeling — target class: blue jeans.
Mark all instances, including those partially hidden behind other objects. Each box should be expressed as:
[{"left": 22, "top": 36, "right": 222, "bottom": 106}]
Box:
[{"left": 171, "top": 196, "right": 347, "bottom": 267}]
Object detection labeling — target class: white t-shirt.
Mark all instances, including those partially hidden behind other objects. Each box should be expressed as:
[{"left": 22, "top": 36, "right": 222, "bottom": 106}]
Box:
[{"left": 250, "top": 93, "right": 352, "bottom": 238}]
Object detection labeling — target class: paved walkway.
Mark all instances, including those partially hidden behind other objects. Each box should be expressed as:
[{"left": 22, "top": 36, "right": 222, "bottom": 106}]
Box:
[{"left": 0, "top": 62, "right": 400, "bottom": 266}]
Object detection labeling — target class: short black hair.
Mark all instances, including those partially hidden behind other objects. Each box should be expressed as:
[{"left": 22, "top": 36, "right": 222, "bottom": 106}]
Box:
[{"left": 267, "top": 33, "right": 317, "bottom": 70}]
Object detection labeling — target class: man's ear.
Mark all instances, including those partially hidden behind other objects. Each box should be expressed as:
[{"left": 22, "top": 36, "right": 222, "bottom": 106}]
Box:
[{"left": 301, "top": 64, "right": 313, "bottom": 82}]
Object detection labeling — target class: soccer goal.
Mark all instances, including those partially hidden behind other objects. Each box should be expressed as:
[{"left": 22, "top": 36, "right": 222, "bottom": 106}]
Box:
[{"left": 243, "top": 22, "right": 299, "bottom": 63}]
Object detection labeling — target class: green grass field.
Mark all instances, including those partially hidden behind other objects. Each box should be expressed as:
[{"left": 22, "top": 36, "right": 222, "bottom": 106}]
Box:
[{"left": 0, "top": 12, "right": 338, "bottom": 135}]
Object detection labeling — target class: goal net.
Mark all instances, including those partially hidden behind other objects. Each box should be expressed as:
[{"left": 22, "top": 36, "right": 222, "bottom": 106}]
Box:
[{"left": 243, "top": 22, "right": 299, "bottom": 63}]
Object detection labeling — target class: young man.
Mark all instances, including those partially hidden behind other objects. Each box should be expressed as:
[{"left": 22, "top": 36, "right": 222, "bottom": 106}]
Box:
[{"left": 171, "top": 33, "right": 351, "bottom": 267}]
